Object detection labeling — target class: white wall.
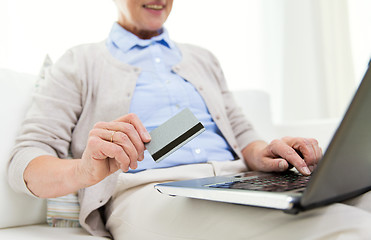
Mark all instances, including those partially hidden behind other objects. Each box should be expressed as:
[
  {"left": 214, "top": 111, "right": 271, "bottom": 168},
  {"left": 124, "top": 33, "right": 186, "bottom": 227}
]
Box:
[
  {"left": 0, "top": 0, "right": 116, "bottom": 74},
  {"left": 1, "top": 0, "right": 370, "bottom": 124},
  {"left": 260, "top": 0, "right": 370, "bottom": 123},
  {"left": 167, "top": 0, "right": 266, "bottom": 90},
  {"left": 0, "top": 0, "right": 266, "bottom": 90},
  {"left": 348, "top": 0, "right": 371, "bottom": 83}
]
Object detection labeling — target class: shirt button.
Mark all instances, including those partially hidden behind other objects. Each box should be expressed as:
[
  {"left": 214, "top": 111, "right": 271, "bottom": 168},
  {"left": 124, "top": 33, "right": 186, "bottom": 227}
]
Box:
[
  {"left": 195, "top": 148, "right": 201, "bottom": 154},
  {"left": 155, "top": 58, "right": 161, "bottom": 63},
  {"left": 215, "top": 115, "right": 221, "bottom": 120},
  {"left": 199, "top": 86, "right": 203, "bottom": 91}
]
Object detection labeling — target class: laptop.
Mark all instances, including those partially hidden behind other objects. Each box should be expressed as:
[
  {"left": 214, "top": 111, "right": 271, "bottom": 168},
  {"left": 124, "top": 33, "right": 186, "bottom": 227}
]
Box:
[{"left": 155, "top": 61, "right": 371, "bottom": 214}]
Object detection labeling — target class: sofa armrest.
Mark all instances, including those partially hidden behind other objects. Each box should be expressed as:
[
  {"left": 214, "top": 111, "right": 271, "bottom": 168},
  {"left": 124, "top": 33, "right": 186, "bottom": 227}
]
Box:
[
  {"left": 233, "top": 89, "right": 277, "bottom": 141},
  {"left": 274, "top": 118, "right": 340, "bottom": 150},
  {"left": 0, "top": 69, "right": 47, "bottom": 229},
  {"left": 232, "top": 89, "right": 340, "bottom": 149}
]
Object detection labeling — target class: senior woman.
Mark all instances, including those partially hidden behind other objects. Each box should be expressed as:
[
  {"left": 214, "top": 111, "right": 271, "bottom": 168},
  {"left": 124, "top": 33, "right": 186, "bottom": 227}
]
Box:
[{"left": 8, "top": 0, "right": 371, "bottom": 239}]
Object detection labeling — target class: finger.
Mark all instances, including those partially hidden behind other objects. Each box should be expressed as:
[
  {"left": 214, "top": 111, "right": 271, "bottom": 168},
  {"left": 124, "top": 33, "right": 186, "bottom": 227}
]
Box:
[
  {"left": 90, "top": 128, "right": 141, "bottom": 168},
  {"left": 114, "top": 113, "right": 151, "bottom": 142},
  {"left": 268, "top": 139, "right": 311, "bottom": 175},
  {"left": 304, "top": 138, "right": 320, "bottom": 168},
  {"left": 282, "top": 137, "right": 320, "bottom": 171},
  {"left": 112, "top": 131, "right": 139, "bottom": 169},
  {"left": 116, "top": 127, "right": 144, "bottom": 162},
  {"left": 298, "top": 139, "right": 322, "bottom": 168},
  {"left": 310, "top": 138, "right": 323, "bottom": 161},
  {"left": 94, "top": 122, "right": 145, "bottom": 161},
  {"left": 259, "top": 155, "right": 291, "bottom": 173},
  {"left": 88, "top": 136, "right": 131, "bottom": 172},
  {"left": 100, "top": 142, "right": 131, "bottom": 172},
  {"left": 308, "top": 139, "right": 322, "bottom": 172}
]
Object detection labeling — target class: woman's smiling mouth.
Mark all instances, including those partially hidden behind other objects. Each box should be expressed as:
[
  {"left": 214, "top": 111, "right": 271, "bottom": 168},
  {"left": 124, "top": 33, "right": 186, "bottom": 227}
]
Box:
[{"left": 143, "top": 4, "right": 164, "bottom": 10}]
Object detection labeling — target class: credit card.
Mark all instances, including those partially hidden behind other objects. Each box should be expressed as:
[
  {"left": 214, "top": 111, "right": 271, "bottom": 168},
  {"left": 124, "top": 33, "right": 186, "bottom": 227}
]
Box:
[{"left": 145, "top": 108, "right": 205, "bottom": 163}]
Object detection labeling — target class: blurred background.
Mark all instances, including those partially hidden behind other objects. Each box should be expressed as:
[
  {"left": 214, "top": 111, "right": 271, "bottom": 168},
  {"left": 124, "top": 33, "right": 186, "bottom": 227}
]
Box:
[{"left": 0, "top": 0, "right": 370, "bottom": 124}]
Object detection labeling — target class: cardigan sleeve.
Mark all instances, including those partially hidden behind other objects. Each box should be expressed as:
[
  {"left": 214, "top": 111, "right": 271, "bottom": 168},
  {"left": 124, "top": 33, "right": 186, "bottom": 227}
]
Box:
[{"left": 8, "top": 49, "right": 84, "bottom": 196}]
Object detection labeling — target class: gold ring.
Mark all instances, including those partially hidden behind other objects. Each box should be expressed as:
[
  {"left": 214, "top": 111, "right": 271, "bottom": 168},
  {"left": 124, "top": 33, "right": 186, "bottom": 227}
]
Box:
[{"left": 110, "top": 131, "right": 116, "bottom": 143}]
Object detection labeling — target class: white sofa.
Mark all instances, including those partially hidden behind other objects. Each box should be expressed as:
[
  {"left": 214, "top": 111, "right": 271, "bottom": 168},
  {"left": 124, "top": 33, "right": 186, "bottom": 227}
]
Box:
[
  {"left": 0, "top": 69, "right": 107, "bottom": 239},
  {"left": 0, "top": 69, "right": 338, "bottom": 239},
  {"left": 232, "top": 90, "right": 340, "bottom": 149}
]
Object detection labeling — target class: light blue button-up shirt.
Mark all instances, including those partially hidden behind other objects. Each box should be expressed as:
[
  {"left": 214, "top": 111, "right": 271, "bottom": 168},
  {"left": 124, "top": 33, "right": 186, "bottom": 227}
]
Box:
[{"left": 106, "top": 23, "right": 234, "bottom": 172}]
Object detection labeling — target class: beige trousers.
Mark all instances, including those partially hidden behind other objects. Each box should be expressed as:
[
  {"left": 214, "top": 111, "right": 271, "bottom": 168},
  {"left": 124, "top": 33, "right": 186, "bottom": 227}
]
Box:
[{"left": 105, "top": 160, "right": 371, "bottom": 240}]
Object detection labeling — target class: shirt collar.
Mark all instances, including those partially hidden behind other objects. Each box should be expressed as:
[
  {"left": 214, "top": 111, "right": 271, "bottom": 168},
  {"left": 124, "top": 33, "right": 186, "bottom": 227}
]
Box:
[{"left": 109, "top": 22, "right": 174, "bottom": 53}]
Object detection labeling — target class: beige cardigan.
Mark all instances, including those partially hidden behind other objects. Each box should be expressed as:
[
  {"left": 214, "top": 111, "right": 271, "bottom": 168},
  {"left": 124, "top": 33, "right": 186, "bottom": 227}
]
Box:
[{"left": 8, "top": 41, "right": 261, "bottom": 237}]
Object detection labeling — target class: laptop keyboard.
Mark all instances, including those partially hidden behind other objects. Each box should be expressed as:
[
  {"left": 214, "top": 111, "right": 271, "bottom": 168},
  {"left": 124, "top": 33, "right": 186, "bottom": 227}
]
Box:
[{"left": 207, "top": 171, "right": 311, "bottom": 192}]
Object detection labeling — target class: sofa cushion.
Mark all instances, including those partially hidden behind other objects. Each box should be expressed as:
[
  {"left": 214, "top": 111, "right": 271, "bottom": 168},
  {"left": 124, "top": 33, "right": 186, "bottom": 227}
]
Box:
[
  {"left": 0, "top": 224, "right": 108, "bottom": 239},
  {"left": 0, "top": 69, "right": 46, "bottom": 228}
]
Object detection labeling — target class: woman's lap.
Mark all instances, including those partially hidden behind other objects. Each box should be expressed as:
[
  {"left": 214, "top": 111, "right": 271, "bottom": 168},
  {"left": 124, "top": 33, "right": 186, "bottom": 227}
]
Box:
[{"left": 105, "top": 161, "right": 371, "bottom": 240}]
